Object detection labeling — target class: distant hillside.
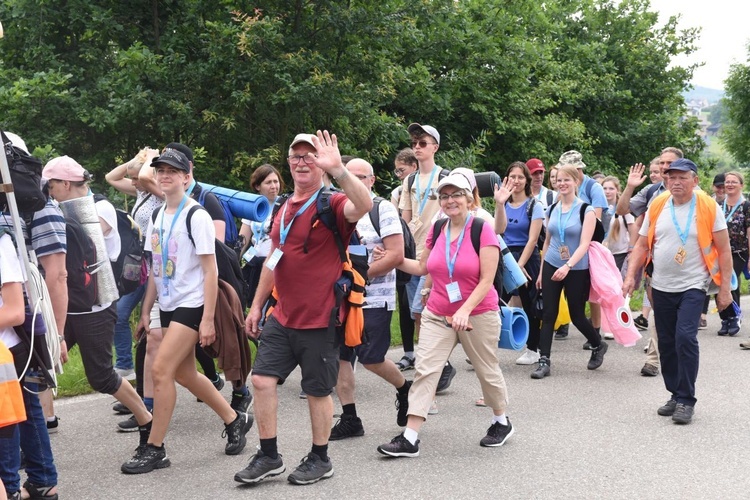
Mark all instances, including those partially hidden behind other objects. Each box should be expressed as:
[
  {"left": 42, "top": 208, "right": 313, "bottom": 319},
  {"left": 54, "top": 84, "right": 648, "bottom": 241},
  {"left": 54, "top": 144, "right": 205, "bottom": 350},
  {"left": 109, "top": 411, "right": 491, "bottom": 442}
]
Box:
[{"left": 683, "top": 85, "right": 724, "bottom": 104}]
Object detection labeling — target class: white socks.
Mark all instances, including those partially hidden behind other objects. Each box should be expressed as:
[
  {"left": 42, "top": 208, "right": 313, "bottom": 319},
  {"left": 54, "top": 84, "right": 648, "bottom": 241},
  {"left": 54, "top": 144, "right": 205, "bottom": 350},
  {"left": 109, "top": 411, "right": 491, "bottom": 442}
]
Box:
[
  {"left": 403, "top": 427, "right": 419, "bottom": 445},
  {"left": 492, "top": 414, "right": 508, "bottom": 426}
]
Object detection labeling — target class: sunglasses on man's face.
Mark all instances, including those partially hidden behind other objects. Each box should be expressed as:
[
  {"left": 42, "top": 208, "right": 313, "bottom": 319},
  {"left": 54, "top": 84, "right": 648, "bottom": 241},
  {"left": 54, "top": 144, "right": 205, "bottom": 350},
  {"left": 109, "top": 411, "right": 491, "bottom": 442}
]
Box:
[{"left": 411, "top": 140, "right": 436, "bottom": 149}]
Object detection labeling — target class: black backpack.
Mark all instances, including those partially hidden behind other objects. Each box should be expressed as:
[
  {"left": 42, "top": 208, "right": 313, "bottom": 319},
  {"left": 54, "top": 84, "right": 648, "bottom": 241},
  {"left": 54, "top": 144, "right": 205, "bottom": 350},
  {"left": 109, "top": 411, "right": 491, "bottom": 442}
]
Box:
[
  {"left": 368, "top": 197, "right": 416, "bottom": 286},
  {"left": 525, "top": 198, "right": 546, "bottom": 251},
  {"left": 94, "top": 194, "right": 143, "bottom": 296},
  {"left": 65, "top": 216, "right": 100, "bottom": 312},
  {"left": 1, "top": 131, "right": 47, "bottom": 212},
  {"left": 548, "top": 201, "right": 605, "bottom": 243},
  {"left": 432, "top": 217, "right": 504, "bottom": 299},
  {"left": 406, "top": 168, "right": 451, "bottom": 194}
]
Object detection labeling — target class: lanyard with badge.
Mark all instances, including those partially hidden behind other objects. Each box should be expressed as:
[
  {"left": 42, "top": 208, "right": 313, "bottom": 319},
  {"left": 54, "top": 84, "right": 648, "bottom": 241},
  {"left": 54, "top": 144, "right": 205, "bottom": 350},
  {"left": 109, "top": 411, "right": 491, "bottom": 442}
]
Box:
[
  {"left": 415, "top": 167, "right": 439, "bottom": 216},
  {"left": 158, "top": 195, "right": 190, "bottom": 297},
  {"left": 669, "top": 193, "right": 696, "bottom": 265},
  {"left": 444, "top": 215, "right": 472, "bottom": 303},
  {"left": 557, "top": 200, "right": 578, "bottom": 261},
  {"left": 723, "top": 197, "right": 745, "bottom": 223},
  {"left": 266, "top": 187, "right": 322, "bottom": 270}
]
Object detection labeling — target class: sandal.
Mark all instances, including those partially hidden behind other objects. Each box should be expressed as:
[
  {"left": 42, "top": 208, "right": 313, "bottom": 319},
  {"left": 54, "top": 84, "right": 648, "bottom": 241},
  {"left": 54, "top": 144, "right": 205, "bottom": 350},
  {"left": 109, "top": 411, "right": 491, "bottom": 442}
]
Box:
[
  {"left": 22, "top": 481, "right": 58, "bottom": 500},
  {"left": 475, "top": 397, "right": 487, "bottom": 407}
]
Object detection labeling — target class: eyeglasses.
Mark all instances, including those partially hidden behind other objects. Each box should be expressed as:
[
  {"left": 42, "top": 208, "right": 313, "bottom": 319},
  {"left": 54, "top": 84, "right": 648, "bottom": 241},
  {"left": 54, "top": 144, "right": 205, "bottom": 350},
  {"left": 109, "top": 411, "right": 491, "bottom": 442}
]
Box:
[
  {"left": 724, "top": 181, "right": 741, "bottom": 185},
  {"left": 354, "top": 174, "right": 372, "bottom": 181},
  {"left": 411, "top": 140, "right": 437, "bottom": 149},
  {"left": 393, "top": 168, "right": 407, "bottom": 175},
  {"left": 438, "top": 191, "right": 466, "bottom": 201},
  {"left": 288, "top": 154, "right": 317, "bottom": 165}
]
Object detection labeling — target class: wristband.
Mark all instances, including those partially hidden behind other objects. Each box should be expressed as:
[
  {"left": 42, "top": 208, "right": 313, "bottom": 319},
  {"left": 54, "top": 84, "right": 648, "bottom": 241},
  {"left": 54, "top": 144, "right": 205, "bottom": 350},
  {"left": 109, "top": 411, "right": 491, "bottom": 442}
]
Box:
[
  {"left": 565, "top": 262, "right": 573, "bottom": 268},
  {"left": 332, "top": 168, "right": 349, "bottom": 181},
  {"left": 420, "top": 288, "right": 431, "bottom": 296}
]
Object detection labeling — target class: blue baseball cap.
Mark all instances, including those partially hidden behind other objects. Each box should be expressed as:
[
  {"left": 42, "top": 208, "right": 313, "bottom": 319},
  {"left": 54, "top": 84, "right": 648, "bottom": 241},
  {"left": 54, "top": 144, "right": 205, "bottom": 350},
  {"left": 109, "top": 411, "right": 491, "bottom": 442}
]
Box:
[{"left": 665, "top": 158, "right": 698, "bottom": 174}]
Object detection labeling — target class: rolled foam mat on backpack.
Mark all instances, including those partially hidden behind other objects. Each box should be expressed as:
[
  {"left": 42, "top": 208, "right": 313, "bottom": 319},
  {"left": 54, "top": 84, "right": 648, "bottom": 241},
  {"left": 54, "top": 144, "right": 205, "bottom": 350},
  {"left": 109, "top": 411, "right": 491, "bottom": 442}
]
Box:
[
  {"left": 474, "top": 171, "right": 502, "bottom": 198},
  {"left": 498, "top": 236, "right": 528, "bottom": 294},
  {"left": 199, "top": 183, "right": 271, "bottom": 222},
  {"left": 498, "top": 306, "right": 529, "bottom": 350}
]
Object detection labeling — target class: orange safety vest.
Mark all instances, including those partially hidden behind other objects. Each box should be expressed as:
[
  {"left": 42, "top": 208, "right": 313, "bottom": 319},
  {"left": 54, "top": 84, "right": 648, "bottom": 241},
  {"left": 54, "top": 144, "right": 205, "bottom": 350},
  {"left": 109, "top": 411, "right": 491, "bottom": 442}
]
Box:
[
  {"left": 0, "top": 341, "right": 26, "bottom": 428},
  {"left": 646, "top": 190, "right": 722, "bottom": 286}
]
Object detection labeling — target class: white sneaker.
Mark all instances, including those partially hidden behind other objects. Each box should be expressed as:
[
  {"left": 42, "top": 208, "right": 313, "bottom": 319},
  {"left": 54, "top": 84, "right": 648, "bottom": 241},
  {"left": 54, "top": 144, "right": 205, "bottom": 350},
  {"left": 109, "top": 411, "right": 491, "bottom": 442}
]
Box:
[
  {"left": 115, "top": 368, "right": 136, "bottom": 381},
  {"left": 515, "top": 350, "right": 540, "bottom": 365},
  {"left": 603, "top": 332, "right": 614, "bottom": 340},
  {"left": 428, "top": 400, "right": 439, "bottom": 415}
]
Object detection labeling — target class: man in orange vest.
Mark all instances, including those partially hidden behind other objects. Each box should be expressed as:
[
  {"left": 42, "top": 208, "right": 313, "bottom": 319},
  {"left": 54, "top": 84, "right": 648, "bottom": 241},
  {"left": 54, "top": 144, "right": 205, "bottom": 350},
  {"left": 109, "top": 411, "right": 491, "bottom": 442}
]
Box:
[{"left": 624, "top": 158, "right": 733, "bottom": 425}]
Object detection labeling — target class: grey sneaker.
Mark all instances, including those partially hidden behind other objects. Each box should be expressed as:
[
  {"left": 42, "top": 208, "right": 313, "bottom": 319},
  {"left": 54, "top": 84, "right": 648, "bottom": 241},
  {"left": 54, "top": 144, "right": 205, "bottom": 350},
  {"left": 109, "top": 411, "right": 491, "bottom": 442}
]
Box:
[
  {"left": 121, "top": 444, "right": 170, "bottom": 474},
  {"left": 223, "top": 412, "right": 254, "bottom": 455},
  {"left": 117, "top": 415, "right": 139, "bottom": 433},
  {"left": 287, "top": 453, "right": 334, "bottom": 485},
  {"left": 672, "top": 403, "right": 694, "bottom": 424},
  {"left": 657, "top": 398, "right": 677, "bottom": 416},
  {"left": 530, "top": 356, "right": 551, "bottom": 379},
  {"left": 234, "top": 449, "right": 285, "bottom": 484},
  {"left": 329, "top": 414, "right": 364, "bottom": 441},
  {"left": 377, "top": 433, "right": 420, "bottom": 458},
  {"left": 480, "top": 419, "right": 514, "bottom": 447}
]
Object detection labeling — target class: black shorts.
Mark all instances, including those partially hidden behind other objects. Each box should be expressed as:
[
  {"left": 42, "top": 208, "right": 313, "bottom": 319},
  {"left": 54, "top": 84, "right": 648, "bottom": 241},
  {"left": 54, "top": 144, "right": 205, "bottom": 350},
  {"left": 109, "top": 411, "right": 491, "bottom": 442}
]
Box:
[
  {"left": 340, "top": 306, "right": 392, "bottom": 365},
  {"left": 160, "top": 306, "right": 205, "bottom": 332},
  {"left": 253, "top": 315, "right": 339, "bottom": 397}
]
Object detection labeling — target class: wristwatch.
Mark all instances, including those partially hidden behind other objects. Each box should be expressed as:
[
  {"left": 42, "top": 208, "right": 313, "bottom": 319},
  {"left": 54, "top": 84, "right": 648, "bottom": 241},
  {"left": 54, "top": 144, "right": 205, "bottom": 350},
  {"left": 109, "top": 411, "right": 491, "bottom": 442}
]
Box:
[
  {"left": 420, "top": 288, "right": 431, "bottom": 296},
  {"left": 565, "top": 262, "right": 573, "bottom": 268}
]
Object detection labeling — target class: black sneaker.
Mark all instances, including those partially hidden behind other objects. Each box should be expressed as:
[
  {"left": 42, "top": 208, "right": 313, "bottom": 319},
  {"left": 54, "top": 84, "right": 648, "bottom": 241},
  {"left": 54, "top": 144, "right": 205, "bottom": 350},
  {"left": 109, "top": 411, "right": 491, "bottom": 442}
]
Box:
[
  {"left": 234, "top": 449, "right": 286, "bottom": 484},
  {"left": 46, "top": 416, "right": 59, "bottom": 434},
  {"left": 377, "top": 433, "right": 420, "bottom": 458},
  {"left": 329, "top": 414, "right": 364, "bottom": 440},
  {"left": 587, "top": 341, "right": 608, "bottom": 370},
  {"left": 223, "top": 412, "right": 254, "bottom": 455},
  {"left": 657, "top": 398, "right": 677, "bottom": 416},
  {"left": 112, "top": 401, "right": 132, "bottom": 415},
  {"left": 530, "top": 356, "right": 551, "bottom": 379},
  {"left": 287, "top": 453, "right": 334, "bottom": 485},
  {"left": 672, "top": 403, "right": 694, "bottom": 424},
  {"left": 718, "top": 319, "right": 729, "bottom": 336},
  {"left": 582, "top": 342, "right": 593, "bottom": 350},
  {"left": 395, "top": 381, "right": 412, "bottom": 427},
  {"left": 117, "top": 415, "right": 139, "bottom": 433},
  {"left": 480, "top": 419, "right": 514, "bottom": 447},
  {"left": 633, "top": 314, "right": 649, "bottom": 331},
  {"left": 121, "top": 444, "right": 170, "bottom": 474},
  {"left": 554, "top": 324, "right": 569, "bottom": 339},
  {"left": 231, "top": 391, "right": 253, "bottom": 414},
  {"left": 436, "top": 362, "right": 456, "bottom": 393}
]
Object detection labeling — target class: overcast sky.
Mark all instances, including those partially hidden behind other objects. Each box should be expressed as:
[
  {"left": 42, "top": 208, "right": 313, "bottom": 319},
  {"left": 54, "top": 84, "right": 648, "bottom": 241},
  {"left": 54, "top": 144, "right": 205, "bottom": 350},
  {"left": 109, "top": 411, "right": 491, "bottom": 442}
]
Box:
[{"left": 646, "top": 0, "right": 749, "bottom": 90}]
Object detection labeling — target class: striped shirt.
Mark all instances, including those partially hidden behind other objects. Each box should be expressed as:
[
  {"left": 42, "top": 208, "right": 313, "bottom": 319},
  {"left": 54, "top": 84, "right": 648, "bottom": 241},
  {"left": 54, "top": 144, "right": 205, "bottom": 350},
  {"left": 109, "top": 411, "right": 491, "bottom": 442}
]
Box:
[{"left": 0, "top": 199, "right": 66, "bottom": 258}]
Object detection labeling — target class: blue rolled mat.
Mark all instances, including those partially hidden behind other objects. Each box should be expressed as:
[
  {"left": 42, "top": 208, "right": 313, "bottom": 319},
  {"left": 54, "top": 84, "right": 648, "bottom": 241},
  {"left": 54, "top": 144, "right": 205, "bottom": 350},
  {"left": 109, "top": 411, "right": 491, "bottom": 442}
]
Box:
[
  {"left": 498, "top": 236, "right": 527, "bottom": 294},
  {"left": 498, "top": 306, "right": 529, "bottom": 350},
  {"left": 198, "top": 183, "right": 271, "bottom": 222}
]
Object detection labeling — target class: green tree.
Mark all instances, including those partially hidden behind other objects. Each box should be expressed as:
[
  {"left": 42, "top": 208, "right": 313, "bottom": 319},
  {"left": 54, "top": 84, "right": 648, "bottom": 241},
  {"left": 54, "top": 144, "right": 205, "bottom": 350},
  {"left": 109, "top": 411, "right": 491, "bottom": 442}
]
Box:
[{"left": 721, "top": 44, "right": 750, "bottom": 165}]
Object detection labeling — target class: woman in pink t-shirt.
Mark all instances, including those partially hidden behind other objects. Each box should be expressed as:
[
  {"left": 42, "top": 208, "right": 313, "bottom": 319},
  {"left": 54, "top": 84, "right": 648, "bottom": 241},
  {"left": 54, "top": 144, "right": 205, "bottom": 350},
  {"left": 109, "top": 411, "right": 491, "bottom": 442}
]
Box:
[{"left": 377, "top": 173, "right": 513, "bottom": 458}]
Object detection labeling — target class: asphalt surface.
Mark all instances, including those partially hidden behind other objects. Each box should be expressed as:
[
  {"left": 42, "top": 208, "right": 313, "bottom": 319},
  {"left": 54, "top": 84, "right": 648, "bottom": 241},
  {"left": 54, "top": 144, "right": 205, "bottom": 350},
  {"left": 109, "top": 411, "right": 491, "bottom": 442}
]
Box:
[{"left": 48, "top": 297, "right": 750, "bottom": 500}]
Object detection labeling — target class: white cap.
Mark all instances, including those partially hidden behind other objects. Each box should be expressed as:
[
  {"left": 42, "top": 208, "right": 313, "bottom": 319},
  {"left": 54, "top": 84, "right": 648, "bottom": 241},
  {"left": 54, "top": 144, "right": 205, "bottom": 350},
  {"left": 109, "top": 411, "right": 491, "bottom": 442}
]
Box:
[
  {"left": 437, "top": 173, "right": 472, "bottom": 193},
  {"left": 289, "top": 133, "right": 316, "bottom": 150}
]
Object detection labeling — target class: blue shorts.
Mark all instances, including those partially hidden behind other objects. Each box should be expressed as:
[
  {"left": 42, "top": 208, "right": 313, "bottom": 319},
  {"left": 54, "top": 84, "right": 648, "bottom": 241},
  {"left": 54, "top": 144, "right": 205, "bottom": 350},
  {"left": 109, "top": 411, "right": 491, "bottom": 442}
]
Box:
[
  {"left": 408, "top": 275, "right": 427, "bottom": 316},
  {"left": 340, "top": 306, "right": 393, "bottom": 365}
]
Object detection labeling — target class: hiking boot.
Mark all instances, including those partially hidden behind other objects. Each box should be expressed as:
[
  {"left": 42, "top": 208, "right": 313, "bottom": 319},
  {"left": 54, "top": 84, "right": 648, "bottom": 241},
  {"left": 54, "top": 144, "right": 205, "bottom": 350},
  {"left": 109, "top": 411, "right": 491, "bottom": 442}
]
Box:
[
  {"left": 117, "top": 415, "right": 139, "bottom": 433},
  {"left": 329, "top": 414, "right": 364, "bottom": 441},
  {"left": 121, "top": 444, "right": 170, "bottom": 474},
  {"left": 727, "top": 317, "right": 741, "bottom": 336},
  {"left": 112, "top": 401, "right": 132, "bottom": 415},
  {"left": 377, "top": 433, "right": 420, "bottom": 458},
  {"left": 633, "top": 314, "right": 649, "bottom": 331},
  {"left": 223, "top": 412, "right": 254, "bottom": 455},
  {"left": 395, "top": 380, "right": 412, "bottom": 427},
  {"left": 21, "top": 482, "right": 58, "bottom": 500},
  {"left": 554, "top": 324, "right": 569, "bottom": 339},
  {"left": 480, "top": 419, "right": 514, "bottom": 447},
  {"left": 657, "top": 398, "right": 677, "bottom": 416},
  {"left": 46, "top": 416, "right": 59, "bottom": 434},
  {"left": 436, "top": 362, "right": 456, "bottom": 393},
  {"left": 640, "top": 363, "right": 659, "bottom": 377},
  {"left": 287, "top": 453, "right": 334, "bottom": 485},
  {"left": 396, "top": 355, "right": 415, "bottom": 371},
  {"left": 698, "top": 318, "right": 708, "bottom": 330},
  {"left": 515, "top": 349, "right": 540, "bottom": 365},
  {"left": 231, "top": 391, "right": 253, "bottom": 414},
  {"left": 587, "top": 341, "right": 608, "bottom": 370},
  {"left": 718, "top": 319, "right": 729, "bottom": 336},
  {"left": 234, "top": 449, "right": 285, "bottom": 484},
  {"left": 530, "top": 356, "right": 551, "bottom": 379},
  {"left": 672, "top": 403, "right": 694, "bottom": 424}
]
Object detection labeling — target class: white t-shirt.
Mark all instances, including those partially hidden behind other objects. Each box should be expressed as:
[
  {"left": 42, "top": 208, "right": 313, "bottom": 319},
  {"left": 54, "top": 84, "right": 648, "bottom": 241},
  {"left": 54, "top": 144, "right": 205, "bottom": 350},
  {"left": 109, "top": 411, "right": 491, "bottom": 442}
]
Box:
[
  {"left": 640, "top": 196, "right": 726, "bottom": 293},
  {"left": 357, "top": 198, "right": 402, "bottom": 310},
  {"left": 145, "top": 202, "right": 216, "bottom": 311},
  {"left": 0, "top": 234, "right": 24, "bottom": 349}
]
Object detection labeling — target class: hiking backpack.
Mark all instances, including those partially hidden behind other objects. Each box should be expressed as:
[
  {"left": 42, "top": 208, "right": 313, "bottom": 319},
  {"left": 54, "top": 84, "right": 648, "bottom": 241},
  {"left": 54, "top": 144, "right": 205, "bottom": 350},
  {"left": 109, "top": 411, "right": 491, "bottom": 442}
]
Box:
[
  {"left": 65, "top": 216, "right": 100, "bottom": 312},
  {"left": 547, "top": 201, "right": 605, "bottom": 244},
  {"left": 368, "top": 196, "right": 416, "bottom": 286},
  {"left": 94, "top": 194, "right": 143, "bottom": 296},
  {"left": 1, "top": 131, "right": 47, "bottom": 213}
]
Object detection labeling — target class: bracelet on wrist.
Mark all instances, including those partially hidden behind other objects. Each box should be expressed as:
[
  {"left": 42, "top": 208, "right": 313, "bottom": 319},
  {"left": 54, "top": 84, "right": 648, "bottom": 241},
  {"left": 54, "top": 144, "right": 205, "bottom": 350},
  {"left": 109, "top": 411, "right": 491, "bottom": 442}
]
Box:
[
  {"left": 420, "top": 288, "right": 431, "bottom": 296},
  {"left": 333, "top": 168, "right": 349, "bottom": 181}
]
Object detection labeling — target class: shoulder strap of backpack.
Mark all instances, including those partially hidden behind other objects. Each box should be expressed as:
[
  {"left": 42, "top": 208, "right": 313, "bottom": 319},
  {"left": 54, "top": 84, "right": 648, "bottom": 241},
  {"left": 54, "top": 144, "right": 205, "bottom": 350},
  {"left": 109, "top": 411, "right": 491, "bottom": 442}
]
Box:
[
  {"left": 526, "top": 198, "right": 536, "bottom": 220},
  {"left": 185, "top": 204, "right": 204, "bottom": 248},
  {"left": 197, "top": 185, "right": 207, "bottom": 206},
  {"left": 469, "top": 216, "right": 483, "bottom": 255},
  {"left": 368, "top": 197, "right": 384, "bottom": 237},
  {"left": 406, "top": 172, "right": 417, "bottom": 193},
  {"left": 646, "top": 182, "right": 662, "bottom": 204},
  {"left": 316, "top": 189, "right": 347, "bottom": 263},
  {"left": 132, "top": 193, "right": 153, "bottom": 218},
  {"left": 267, "top": 193, "right": 291, "bottom": 235},
  {"left": 546, "top": 190, "right": 554, "bottom": 206},
  {"left": 579, "top": 202, "right": 590, "bottom": 223},
  {"left": 432, "top": 218, "right": 450, "bottom": 250}
]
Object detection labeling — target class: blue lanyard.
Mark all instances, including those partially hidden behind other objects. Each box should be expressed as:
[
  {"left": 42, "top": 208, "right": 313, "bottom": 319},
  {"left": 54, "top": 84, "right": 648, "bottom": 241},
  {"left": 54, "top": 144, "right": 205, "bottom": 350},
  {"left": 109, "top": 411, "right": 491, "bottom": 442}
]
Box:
[
  {"left": 723, "top": 198, "right": 744, "bottom": 222},
  {"left": 557, "top": 199, "right": 579, "bottom": 245},
  {"left": 159, "top": 196, "right": 190, "bottom": 279},
  {"left": 444, "top": 215, "right": 472, "bottom": 280},
  {"left": 279, "top": 187, "right": 322, "bottom": 246},
  {"left": 669, "top": 194, "right": 696, "bottom": 246},
  {"left": 415, "top": 167, "right": 439, "bottom": 216}
]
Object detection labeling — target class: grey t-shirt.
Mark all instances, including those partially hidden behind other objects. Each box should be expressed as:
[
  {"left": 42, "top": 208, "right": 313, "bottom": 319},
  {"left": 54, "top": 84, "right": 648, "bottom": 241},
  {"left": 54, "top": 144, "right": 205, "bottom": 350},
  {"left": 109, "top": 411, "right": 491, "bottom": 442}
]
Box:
[
  {"left": 640, "top": 195, "right": 726, "bottom": 293},
  {"left": 629, "top": 182, "right": 666, "bottom": 218}
]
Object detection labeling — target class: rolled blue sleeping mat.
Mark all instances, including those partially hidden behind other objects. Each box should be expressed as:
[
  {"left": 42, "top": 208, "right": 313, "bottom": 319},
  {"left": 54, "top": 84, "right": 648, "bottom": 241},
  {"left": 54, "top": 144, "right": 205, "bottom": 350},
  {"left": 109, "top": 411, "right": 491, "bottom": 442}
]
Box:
[
  {"left": 198, "top": 183, "right": 271, "bottom": 222},
  {"left": 498, "top": 306, "right": 529, "bottom": 350},
  {"left": 475, "top": 171, "right": 502, "bottom": 198},
  {"left": 498, "top": 236, "right": 527, "bottom": 294}
]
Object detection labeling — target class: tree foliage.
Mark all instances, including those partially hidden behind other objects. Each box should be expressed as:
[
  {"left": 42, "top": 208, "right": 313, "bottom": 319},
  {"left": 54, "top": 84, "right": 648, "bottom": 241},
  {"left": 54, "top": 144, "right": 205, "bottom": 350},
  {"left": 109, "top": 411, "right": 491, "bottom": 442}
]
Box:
[
  {"left": 721, "top": 44, "right": 750, "bottom": 166},
  {"left": 0, "top": 0, "right": 703, "bottom": 195}
]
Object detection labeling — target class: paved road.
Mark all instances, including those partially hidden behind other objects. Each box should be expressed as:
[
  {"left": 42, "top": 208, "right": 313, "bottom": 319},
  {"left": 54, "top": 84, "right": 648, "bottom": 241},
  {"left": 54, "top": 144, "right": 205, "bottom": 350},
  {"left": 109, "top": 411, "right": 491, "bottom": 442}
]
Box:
[{"left": 49, "top": 299, "right": 750, "bottom": 499}]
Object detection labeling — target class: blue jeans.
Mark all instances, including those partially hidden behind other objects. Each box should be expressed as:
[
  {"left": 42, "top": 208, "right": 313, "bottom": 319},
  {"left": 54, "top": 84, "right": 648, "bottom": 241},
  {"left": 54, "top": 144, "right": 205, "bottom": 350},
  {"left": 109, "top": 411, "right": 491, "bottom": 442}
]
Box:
[
  {"left": 0, "top": 379, "right": 58, "bottom": 493},
  {"left": 114, "top": 283, "right": 145, "bottom": 370},
  {"left": 652, "top": 288, "right": 703, "bottom": 407}
]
